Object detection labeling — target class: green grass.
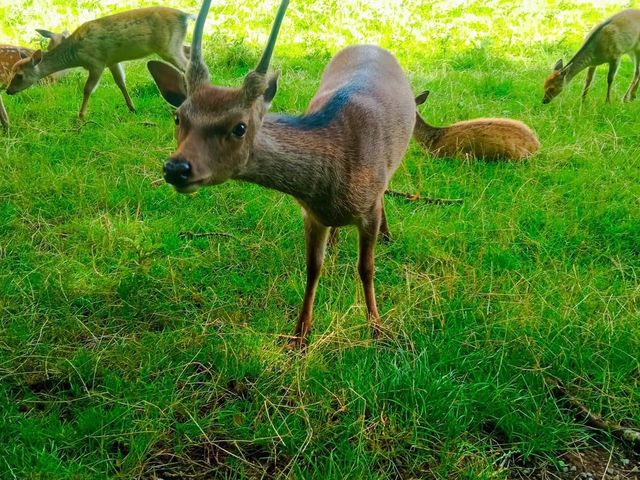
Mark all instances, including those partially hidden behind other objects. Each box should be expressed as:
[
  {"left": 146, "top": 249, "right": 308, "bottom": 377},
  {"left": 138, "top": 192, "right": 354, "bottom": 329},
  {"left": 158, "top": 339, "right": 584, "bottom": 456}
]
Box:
[{"left": 1, "top": 0, "right": 640, "bottom": 478}]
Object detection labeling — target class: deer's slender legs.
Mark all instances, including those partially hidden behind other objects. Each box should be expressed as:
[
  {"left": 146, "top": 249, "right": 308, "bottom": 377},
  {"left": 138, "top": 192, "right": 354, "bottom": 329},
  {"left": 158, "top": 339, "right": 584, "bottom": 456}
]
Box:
[
  {"left": 379, "top": 200, "right": 391, "bottom": 243},
  {"left": 79, "top": 68, "right": 103, "bottom": 118},
  {"left": 160, "top": 46, "right": 189, "bottom": 72},
  {"left": 624, "top": 54, "right": 640, "bottom": 102},
  {"left": 357, "top": 202, "right": 382, "bottom": 337},
  {"left": 109, "top": 63, "right": 136, "bottom": 113},
  {"left": 606, "top": 58, "right": 620, "bottom": 103},
  {"left": 328, "top": 226, "right": 339, "bottom": 246},
  {"left": 581, "top": 66, "right": 596, "bottom": 102},
  {"left": 0, "top": 95, "right": 8, "bottom": 130},
  {"left": 291, "top": 212, "right": 330, "bottom": 348}
]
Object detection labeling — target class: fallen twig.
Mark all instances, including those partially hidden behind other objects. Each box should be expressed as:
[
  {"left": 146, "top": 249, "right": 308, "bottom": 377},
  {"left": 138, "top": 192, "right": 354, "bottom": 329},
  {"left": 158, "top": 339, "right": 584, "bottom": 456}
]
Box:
[
  {"left": 385, "top": 189, "right": 463, "bottom": 205},
  {"left": 179, "top": 231, "right": 234, "bottom": 240},
  {"left": 69, "top": 120, "right": 99, "bottom": 133},
  {"left": 546, "top": 376, "right": 640, "bottom": 447}
]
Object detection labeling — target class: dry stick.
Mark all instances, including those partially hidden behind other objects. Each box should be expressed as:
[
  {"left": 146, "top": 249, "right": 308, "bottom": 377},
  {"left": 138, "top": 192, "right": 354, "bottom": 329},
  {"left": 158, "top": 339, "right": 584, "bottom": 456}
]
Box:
[
  {"left": 545, "top": 377, "right": 640, "bottom": 446},
  {"left": 385, "top": 189, "right": 463, "bottom": 205},
  {"left": 179, "top": 231, "right": 234, "bottom": 240}
]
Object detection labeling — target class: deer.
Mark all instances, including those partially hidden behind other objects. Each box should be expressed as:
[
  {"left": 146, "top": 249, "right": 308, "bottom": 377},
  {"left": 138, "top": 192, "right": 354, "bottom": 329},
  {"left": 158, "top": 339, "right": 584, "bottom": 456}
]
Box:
[
  {"left": 6, "top": 7, "right": 192, "bottom": 118},
  {"left": 543, "top": 9, "right": 640, "bottom": 104},
  {"left": 146, "top": 0, "right": 420, "bottom": 348},
  {"left": 1, "top": 30, "right": 68, "bottom": 130},
  {"left": 413, "top": 91, "right": 540, "bottom": 161}
]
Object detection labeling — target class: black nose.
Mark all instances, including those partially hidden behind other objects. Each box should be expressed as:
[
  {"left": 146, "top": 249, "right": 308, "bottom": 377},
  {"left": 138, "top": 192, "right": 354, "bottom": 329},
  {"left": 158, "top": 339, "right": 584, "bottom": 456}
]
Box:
[{"left": 163, "top": 158, "right": 191, "bottom": 185}]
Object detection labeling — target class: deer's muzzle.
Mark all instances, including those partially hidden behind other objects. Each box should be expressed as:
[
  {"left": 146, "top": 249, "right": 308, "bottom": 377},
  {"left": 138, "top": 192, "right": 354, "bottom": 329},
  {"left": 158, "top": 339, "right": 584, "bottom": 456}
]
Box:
[{"left": 163, "top": 158, "right": 192, "bottom": 186}]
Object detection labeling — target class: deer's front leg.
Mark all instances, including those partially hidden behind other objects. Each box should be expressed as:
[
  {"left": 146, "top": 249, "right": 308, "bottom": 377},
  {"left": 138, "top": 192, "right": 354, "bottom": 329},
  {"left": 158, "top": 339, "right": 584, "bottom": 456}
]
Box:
[
  {"left": 0, "top": 95, "right": 9, "bottom": 130},
  {"left": 581, "top": 66, "right": 596, "bottom": 102},
  {"left": 357, "top": 205, "right": 382, "bottom": 338},
  {"left": 291, "top": 212, "right": 330, "bottom": 348},
  {"left": 606, "top": 58, "right": 620, "bottom": 103},
  {"left": 79, "top": 68, "right": 103, "bottom": 118},
  {"left": 109, "top": 63, "right": 136, "bottom": 113}
]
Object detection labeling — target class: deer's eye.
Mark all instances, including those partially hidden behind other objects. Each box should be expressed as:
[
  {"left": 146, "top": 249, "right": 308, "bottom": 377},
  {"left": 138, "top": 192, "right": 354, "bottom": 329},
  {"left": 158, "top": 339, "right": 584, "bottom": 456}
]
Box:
[
  {"left": 173, "top": 114, "right": 180, "bottom": 126},
  {"left": 231, "top": 122, "right": 247, "bottom": 138}
]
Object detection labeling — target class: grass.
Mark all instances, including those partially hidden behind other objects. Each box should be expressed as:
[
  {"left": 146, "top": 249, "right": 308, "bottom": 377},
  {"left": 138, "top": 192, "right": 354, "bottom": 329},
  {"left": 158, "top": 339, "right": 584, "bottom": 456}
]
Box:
[{"left": 1, "top": 0, "right": 640, "bottom": 478}]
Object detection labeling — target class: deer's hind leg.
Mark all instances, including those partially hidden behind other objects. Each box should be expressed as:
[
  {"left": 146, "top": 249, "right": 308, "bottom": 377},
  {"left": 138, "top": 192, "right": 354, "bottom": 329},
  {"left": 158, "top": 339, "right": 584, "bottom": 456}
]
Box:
[
  {"left": 357, "top": 199, "right": 384, "bottom": 338},
  {"left": 160, "top": 24, "right": 190, "bottom": 72},
  {"left": 109, "top": 63, "right": 136, "bottom": 113},
  {"left": 0, "top": 95, "right": 9, "bottom": 131},
  {"left": 624, "top": 53, "right": 640, "bottom": 102},
  {"left": 379, "top": 199, "right": 391, "bottom": 244},
  {"left": 291, "top": 211, "right": 331, "bottom": 348}
]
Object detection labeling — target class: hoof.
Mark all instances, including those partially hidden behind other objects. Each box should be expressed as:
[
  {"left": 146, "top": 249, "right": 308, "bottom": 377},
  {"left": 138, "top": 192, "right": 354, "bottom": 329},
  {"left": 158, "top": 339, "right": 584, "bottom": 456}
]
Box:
[{"left": 379, "top": 231, "right": 392, "bottom": 244}]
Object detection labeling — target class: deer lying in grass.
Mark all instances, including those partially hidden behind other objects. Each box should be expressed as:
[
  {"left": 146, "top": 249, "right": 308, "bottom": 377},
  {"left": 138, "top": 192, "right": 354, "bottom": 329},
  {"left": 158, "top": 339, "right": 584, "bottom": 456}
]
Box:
[
  {"left": 7, "top": 7, "right": 192, "bottom": 118},
  {"left": 147, "top": 0, "right": 419, "bottom": 348},
  {"left": 413, "top": 91, "right": 539, "bottom": 161},
  {"left": 1, "top": 30, "right": 68, "bottom": 130},
  {"left": 543, "top": 9, "right": 640, "bottom": 104}
]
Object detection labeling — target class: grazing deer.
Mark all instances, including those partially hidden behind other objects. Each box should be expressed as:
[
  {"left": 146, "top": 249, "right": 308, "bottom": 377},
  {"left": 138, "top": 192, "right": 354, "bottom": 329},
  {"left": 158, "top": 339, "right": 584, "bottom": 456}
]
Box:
[
  {"left": 543, "top": 9, "right": 640, "bottom": 104},
  {"left": 413, "top": 91, "right": 540, "bottom": 161},
  {"left": 7, "top": 7, "right": 192, "bottom": 118},
  {"left": 1, "top": 30, "right": 68, "bottom": 130},
  {"left": 147, "top": 0, "right": 418, "bottom": 348}
]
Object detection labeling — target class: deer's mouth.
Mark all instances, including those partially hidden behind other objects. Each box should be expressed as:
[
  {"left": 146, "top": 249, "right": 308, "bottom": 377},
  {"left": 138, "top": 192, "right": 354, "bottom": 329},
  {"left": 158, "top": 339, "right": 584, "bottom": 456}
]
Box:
[{"left": 173, "top": 181, "right": 203, "bottom": 194}]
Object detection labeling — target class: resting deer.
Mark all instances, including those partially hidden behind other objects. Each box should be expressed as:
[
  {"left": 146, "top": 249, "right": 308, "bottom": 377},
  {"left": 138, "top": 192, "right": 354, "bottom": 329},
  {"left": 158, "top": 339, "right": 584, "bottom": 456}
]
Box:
[
  {"left": 147, "top": 0, "right": 418, "bottom": 348},
  {"left": 413, "top": 91, "right": 540, "bottom": 161},
  {"left": 543, "top": 9, "right": 640, "bottom": 104},
  {"left": 7, "top": 7, "right": 192, "bottom": 118},
  {"left": 1, "top": 30, "right": 68, "bottom": 130}
]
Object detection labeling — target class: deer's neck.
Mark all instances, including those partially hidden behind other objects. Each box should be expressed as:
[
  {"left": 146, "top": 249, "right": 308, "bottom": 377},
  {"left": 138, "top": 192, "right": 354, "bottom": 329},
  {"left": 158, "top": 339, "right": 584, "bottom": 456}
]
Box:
[
  {"left": 563, "top": 53, "right": 593, "bottom": 83},
  {"left": 413, "top": 113, "right": 446, "bottom": 151},
  {"left": 236, "top": 117, "right": 341, "bottom": 205},
  {"left": 37, "top": 41, "right": 80, "bottom": 78}
]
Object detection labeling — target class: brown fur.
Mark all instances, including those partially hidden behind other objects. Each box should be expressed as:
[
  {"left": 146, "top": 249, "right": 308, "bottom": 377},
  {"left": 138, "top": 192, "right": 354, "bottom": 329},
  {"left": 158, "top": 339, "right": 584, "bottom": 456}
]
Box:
[
  {"left": 1, "top": 31, "right": 67, "bottom": 130},
  {"left": 543, "top": 9, "right": 640, "bottom": 103},
  {"left": 413, "top": 91, "right": 539, "bottom": 161},
  {"left": 6, "top": 7, "right": 191, "bottom": 118},
  {"left": 148, "top": 0, "right": 417, "bottom": 347}
]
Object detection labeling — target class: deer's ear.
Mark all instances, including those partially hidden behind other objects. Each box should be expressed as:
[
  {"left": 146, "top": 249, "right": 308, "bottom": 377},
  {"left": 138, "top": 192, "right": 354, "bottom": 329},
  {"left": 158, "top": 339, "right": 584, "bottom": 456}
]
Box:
[
  {"left": 415, "top": 90, "right": 430, "bottom": 106},
  {"left": 36, "top": 29, "right": 54, "bottom": 39},
  {"left": 31, "top": 50, "right": 43, "bottom": 66},
  {"left": 263, "top": 72, "right": 279, "bottom": 109},
  {"left": 147, "top": 61, "right": 187, "bottom": 108},
  {"left": 553, "top": 59, "right": 564, "bottom": 71}
]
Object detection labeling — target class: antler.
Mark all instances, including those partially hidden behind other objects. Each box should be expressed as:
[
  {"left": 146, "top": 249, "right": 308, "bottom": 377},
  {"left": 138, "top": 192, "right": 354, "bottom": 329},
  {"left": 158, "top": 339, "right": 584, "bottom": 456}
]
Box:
[
  {"left": 187, "top": 0, "right": 212, "bottom": 92},
  {"left": 254, "top": 0, "right": 290, "bottom": 75}
]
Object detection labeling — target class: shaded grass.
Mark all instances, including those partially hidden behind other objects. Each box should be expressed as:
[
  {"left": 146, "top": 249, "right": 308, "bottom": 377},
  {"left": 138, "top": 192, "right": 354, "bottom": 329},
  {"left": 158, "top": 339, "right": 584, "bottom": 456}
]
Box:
[{"left": 1, "top": 0, "right": 640, "bottom": 478}]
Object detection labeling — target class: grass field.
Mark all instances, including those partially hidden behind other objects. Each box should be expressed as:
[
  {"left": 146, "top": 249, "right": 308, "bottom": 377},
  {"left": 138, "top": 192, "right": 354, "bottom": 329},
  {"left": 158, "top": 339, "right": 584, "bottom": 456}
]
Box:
[{"left": 1, "top": 0, "right": 640, "bottom": 478}]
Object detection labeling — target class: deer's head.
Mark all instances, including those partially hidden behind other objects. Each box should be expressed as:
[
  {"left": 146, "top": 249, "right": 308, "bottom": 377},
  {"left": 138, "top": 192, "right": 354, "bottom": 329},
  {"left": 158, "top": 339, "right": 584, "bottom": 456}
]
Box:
[
  {"left": 6, "top": 50, "right": 44, "bottom": 94},
  {"left": 148, "top": 0, "right": 288, "bottom": 193},
  {"left": 542, "top": 59, "right": 566, "bottom": 104}
]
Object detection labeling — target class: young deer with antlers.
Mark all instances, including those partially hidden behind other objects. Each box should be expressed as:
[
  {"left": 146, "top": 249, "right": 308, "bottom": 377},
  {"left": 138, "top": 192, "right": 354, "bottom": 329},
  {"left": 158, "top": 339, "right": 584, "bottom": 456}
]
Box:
[
  {"left": 147, "top": 0, "right": 418, "bottom": 347},
  {"left": 543, "top": 9, "right": 640, "bottom": 104},
  {"left": 1, "top": 30, "right": 68, "bottom": 130},
  {"left": 7, "top": 7, "right": 192, "bottom": 118}
]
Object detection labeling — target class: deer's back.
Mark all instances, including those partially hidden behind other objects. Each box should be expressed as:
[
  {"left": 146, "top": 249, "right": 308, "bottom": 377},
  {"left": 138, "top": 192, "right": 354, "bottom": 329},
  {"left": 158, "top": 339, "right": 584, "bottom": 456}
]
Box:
[
  {"left": 308, "top": 45, "right": 415, "bottom": 174},
  {"left": 586, "top": 9, "right": 640, "bottom": 61},
  {"left": 435, "top": 118, "right": 540, "bottom": 160},
  {"left": 0, "top": 45, "right": 32, "bottom": 86},
  {"left": 71, "top": 7, "right": 189, "bottom": 66}
]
